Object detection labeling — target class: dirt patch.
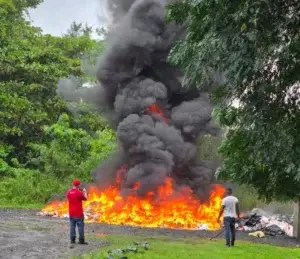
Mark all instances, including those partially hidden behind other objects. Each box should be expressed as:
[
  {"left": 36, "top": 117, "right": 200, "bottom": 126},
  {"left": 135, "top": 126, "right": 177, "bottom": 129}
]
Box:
[
  {"left": 0, "top": 209, "right": 299, "bottom": 259},
  {"left": 0, "top": 209, "right": 109, "bottom": 259}
]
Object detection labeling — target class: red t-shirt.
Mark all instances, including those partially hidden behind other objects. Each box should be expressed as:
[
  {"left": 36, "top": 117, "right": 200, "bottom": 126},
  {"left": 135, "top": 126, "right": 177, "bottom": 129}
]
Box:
[{"left": 67, "top": 188, "right": 87, "bottom": 218}]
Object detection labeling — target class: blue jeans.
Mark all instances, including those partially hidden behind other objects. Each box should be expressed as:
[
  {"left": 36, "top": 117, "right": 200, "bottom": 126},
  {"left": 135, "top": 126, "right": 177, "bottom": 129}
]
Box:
[
  {"left": 224, "top": 217, "right": 236, "bottom": 246},
  {"left": 70, "top": 217, "right": 84, "bottom": 241}
]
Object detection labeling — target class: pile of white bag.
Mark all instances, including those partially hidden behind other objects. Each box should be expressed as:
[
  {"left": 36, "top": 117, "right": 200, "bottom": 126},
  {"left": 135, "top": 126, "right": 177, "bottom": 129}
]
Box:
[{"left": 236, "top": 209, "right": 293, "bottom": 237}]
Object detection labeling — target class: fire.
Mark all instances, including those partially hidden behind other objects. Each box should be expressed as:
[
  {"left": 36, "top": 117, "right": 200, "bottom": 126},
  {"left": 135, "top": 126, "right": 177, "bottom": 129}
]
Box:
[
  {"left": 145, "top": 103, "right": 168, "bottom": 123},
  {"left": 40, "top": 103, "right": 224, "bottom": 230},
  {"left": 40, "top": 176, "right": 224, "bottom": 230}
]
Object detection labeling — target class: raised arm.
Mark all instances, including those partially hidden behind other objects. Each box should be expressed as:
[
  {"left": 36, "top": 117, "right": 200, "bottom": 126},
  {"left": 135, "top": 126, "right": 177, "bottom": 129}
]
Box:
[{"left": 81, "top": 188, "right": 88, "bottom": 201}]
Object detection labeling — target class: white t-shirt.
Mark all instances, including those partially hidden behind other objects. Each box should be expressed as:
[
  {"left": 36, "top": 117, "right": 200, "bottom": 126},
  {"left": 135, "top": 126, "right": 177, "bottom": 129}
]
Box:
[{"left": 222, "top": 195, "right": 238, "bottom": 218}]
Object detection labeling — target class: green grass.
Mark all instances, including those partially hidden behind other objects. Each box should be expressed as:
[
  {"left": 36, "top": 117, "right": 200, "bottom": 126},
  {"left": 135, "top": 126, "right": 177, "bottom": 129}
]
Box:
[
  {"left": 0, "top": 202, "right": 43, "bottom": 209},
  {"left": 74, "top": 234, "right": 300, "bottom": 259}
]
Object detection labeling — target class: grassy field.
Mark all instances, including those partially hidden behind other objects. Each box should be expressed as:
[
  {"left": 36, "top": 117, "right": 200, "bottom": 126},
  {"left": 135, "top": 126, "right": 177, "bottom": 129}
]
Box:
[
  {"left": 0, "top": 202, "right": 43, "bottom": 209},
  {"left": 75, "top": 234, "right": 300, "bottom": 259}
]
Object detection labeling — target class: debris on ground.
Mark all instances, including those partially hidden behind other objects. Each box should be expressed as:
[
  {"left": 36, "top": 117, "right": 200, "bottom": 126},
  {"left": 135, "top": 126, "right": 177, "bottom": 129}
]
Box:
[
  {"left": 133, "top": 241, "right": 150, "bottom": 250},
  {"left": 37, "top": 206, "right": 295, "bottom": 238},
  {"left": 197, "top": 224, "right": 210, "bottom": 230},
  {"left": 236, "top": 209, "right": 293, "bottom": 237},
  {"left": 237, "top": 213, "right": 262, "bottom": 231},
  {"left": 248, "top": 231, "right": 265, "bottom": 238},
  {"left": 264, "top": 225, "right": 285, "bottom": 236},
  {"left": 106, "top": 241, "right": 150, "bottom": 259}
]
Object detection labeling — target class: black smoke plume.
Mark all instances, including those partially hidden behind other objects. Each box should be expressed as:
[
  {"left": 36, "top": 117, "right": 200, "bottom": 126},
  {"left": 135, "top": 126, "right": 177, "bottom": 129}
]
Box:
[{"left": 88, "top": 0, "right": 220, "bottom": 200}]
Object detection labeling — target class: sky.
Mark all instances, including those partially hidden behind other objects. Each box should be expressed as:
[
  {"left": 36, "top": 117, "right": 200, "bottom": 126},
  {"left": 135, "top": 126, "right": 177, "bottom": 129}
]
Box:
[{"left": 28, "top": 0, "right": 108, "bottom": 36}]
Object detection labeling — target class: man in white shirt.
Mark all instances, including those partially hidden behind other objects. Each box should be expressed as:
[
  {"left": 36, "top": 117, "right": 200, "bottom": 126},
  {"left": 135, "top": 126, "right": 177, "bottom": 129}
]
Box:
[{"left": 217, "top": 188, "right": 240, "bottom": 247}]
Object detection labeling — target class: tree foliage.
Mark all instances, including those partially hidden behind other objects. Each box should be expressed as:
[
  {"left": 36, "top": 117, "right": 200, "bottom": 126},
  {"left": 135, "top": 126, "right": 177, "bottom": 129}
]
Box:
[
  {"left": 28, "top": 113, "right": 116, "bottom": 180},
  {"left": 0, "top": 0, "right": 99, "bottom": 163},
  {"left": 0, "top": 1, "right": 116, "bottom": 205},
  {"left": 66, "top": 21, "right": 93, "bottom": 38},
  {"left": 0, "top": 113, "right": 116, "bottom": 205},
  {"left": 168, "top": 0, "right": 300, "bottom": 201}
]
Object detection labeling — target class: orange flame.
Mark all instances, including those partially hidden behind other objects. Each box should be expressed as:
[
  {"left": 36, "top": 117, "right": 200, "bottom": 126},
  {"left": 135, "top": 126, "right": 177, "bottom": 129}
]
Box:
[
  {"left": 145, "top": 103, "right": 168, "bottom": 123},
  {"left": 41, "top": 177, "right": 224, "bottom": 230},
  {"left": 41, "top": 105, "right": 224, "bottom": 230}
]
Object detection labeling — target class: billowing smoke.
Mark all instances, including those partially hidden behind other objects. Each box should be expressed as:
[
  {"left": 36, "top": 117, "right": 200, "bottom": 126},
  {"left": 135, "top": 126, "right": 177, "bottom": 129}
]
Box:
[
  {"left": 106, "top": 0, "right": 136, "bottom": 21},
  {"left": 88, "top": 0, "right": 220, "bottom": 201}
]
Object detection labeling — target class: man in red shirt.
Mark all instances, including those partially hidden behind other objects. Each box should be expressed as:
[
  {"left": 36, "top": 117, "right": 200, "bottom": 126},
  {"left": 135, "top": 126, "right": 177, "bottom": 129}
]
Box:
[{"left": 67, "top": 179, "right": 88, "bottom": 245}]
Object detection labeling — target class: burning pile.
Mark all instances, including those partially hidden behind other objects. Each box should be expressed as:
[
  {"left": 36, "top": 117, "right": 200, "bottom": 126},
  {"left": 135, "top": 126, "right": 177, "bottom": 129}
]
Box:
[
  {"left": 45, "top": 0, "right": 224, "bottom": 230},
  {"left": 39, "top": 176, "right": 224, "bottom": 230}
]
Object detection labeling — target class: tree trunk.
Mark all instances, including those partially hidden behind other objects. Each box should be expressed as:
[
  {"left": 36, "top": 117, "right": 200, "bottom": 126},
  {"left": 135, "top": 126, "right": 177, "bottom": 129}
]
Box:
[{"left": 293, "top": 200, "right": 300, "bottom": 239}]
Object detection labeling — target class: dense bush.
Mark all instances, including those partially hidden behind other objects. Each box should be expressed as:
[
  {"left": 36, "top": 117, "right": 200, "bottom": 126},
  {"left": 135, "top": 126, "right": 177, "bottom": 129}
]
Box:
[
  {"left": 0, "top": 169, "right": 66, "bottom": 205},
  {"left": 0, "top": 113, "right": 116, "bottom": 205}
]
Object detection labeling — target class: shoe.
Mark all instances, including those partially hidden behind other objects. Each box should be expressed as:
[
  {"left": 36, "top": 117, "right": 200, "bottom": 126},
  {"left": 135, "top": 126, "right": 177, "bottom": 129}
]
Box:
[
  {"left": 79, "top": 239, "right": 88, "bottom": 245},
  {"left": 70, "top": 240, "right": 75, "bottom": 244}
]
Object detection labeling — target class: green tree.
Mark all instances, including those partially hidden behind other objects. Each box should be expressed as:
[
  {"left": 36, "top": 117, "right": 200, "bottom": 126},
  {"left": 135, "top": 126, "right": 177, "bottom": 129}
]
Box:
[
  {"left": 0, "top": 113, "right": 116, "bottom": 205},
  {"left": 0, "top": 0, "right": 98, "bottom": 164},
  {"left": 0, "top": 0, "right": 114, "bottom": 206},
  {"left": 197, "top": 134, "right": 222, "bottom": 162},
  {"left": 66, "top": 21, "right": 93, "bottom": 38},
  {"left": 68, "top": 103, "right": 108, "bottom": 133},
  {"left": 168, "top": 0, "right": 300, "bottom": 201},
  {"left": 27, "top": 113, "right": 116, "bottom": 180}
]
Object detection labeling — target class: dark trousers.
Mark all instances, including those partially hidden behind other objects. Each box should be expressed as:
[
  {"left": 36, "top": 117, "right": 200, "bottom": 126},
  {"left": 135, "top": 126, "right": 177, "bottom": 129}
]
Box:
[
  {"left": 70, "top": 217, "right": 85, "bottom": 241},
  {"left": 224, "top": 217, "right": 236, "bottom": 246}
]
